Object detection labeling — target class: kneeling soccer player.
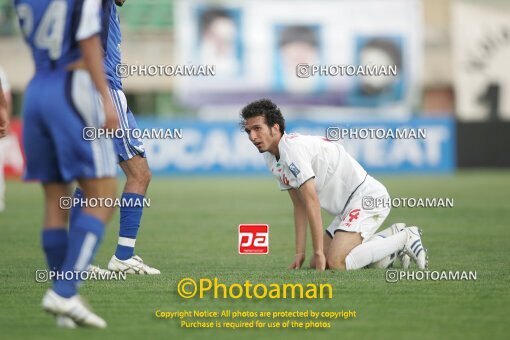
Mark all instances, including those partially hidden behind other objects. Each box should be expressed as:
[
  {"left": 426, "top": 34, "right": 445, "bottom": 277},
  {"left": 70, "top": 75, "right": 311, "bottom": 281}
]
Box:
[{"left": 240, "top": 99, "right": 428, "bottom": 271}]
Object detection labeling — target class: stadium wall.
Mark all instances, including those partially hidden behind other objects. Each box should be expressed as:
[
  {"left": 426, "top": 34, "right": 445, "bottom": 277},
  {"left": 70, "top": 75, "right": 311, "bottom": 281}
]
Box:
[
  {"left": 457, "top": 122, "right": 510, "bottom": 168},
  {"left": 137, "top": 117, "right": 455, "bottom": 175},
  {"left": 3, "top": 117, "right": 456, "bottom": 177}
]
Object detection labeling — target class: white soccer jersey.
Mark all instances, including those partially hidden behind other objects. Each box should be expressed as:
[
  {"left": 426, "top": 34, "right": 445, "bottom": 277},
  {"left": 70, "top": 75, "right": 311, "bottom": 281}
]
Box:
[{"left": 264, "top": 133, "right": 368, "bottom": 215}]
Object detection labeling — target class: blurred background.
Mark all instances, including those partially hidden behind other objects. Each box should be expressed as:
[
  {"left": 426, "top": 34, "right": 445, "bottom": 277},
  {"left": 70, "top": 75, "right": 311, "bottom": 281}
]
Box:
[{"left": 1, "top": 0, "right": 509, "bottom": 178}]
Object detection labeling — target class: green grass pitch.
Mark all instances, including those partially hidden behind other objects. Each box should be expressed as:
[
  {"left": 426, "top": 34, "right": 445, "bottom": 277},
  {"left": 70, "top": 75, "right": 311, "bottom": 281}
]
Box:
[{"left": 1, "top": 170, "right": 509, "bottom": 340}]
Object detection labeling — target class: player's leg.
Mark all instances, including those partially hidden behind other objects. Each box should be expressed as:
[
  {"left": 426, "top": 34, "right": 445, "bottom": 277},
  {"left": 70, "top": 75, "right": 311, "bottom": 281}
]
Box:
[
  {"left": 318, "top": 210, "right": 398, "bottom": 268},
  {"left": 368, "top": 223, "right": 406, "bottom": 239},
  {"left": 53, "top": 177, "right": 117, "bottom": 295},
  {"left": 114, "top": 154, "right": 151, "bottom": 259},
  {"left": 21, "top": 78, "right": 81, "bottom": 328},
  {"left": 326, "top": 231, "right": 363, "bottom": 270},
  {"left": 360, "top": 223, "right": 428, "bottom": 269},
  {"left": 22, "top": 76, "right": 70, "bottom": 278},
  {"left": 40, "top": 183, "right": 78, "bottom": 329},
  {"left": 41, "top": 183, "right": 70, "bottom": 273},
  {"left": 325, "top": 220, "right": 409, "bottom": 270},
  {"left": 362, "top": 176, "right": 427, "bottom": 268},
  {"left": 107, "top": 88, "right": 158, "bottom": 274},
  {"left": 46, "top": 178, "right": 115, "bottom": 329},
  {"left": 368, "top": 223, "right": 411, "bottom": 269},
  {"left": 69, "top": 186, "right": 84, "bottom": 226},
  {"left": 43, "top": 177, "right": 116, "bottom": 329},
  {"left": 324, "top": 226, "right": 406, "bottom": 269},
  {"left": 342, "top": 231, "right": 408, "bottom": 270},
  {"left": 326, "top": 216, "right": 426, "bottom": 270},
  {"left": 120, "top": 154, "right": 151, "bottom": 194},
  {"left": 108, "top": 155, "right": 158, "bottom": 274},
  {"left": 40, "top": 69, "right": 117, "bottom": 328},
  {"left": 325, "top": 178, "right": 408, "bottom": 270}
]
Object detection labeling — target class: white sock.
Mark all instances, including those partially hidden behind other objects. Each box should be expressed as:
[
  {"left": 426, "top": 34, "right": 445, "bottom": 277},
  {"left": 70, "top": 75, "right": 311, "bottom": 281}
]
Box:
[
  {"left": 368, "top": 227, "right": 395, "bottom": 240},
  {"left": 345, "top": 231, "right": 407, "bottom": 270},
  {"left": 367, "top": 223, "right": 406, "bottom": 242}
]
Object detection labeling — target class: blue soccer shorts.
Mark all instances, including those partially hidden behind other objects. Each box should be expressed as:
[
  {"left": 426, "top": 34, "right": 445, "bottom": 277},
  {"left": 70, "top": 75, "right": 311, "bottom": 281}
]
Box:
[
  {"left": 108, "top": 88, "right": 146, "bottom": 163},
  {"left": 23, "top": 69, "right": 117, "bottom": 183}
]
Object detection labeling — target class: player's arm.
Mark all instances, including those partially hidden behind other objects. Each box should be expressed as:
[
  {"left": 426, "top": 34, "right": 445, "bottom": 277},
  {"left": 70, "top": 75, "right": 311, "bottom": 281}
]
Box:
[
  {"left": 0, "top": 80, "right": 9, "bottom": 138},
  {"left": 74, "top": 0, "right": 117, "bottom": 130},
  {"left": 288, "top": 188, "right": 307, "bottom": 269},
  {"left": 298, "top": 178, "right": 326, "bottom": 271},
  {"left": 79, "top": 36, "right": 117, "bottom": 130}
]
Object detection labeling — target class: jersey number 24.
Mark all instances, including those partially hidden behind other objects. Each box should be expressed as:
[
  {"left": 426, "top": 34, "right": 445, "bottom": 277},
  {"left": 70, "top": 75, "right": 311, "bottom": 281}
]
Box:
[{"left": 16, "top": 1, "right": 67, "bottom": 60}]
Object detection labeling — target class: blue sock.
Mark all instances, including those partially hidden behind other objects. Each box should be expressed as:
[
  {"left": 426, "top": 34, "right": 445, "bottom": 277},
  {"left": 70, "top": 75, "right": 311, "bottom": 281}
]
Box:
[
  {"left": 53, "top": 213, "right": 104, "bottom": 298},
  {"left": 115, "top": 193, "right": 144, "bottom": 260},
  {"left": 69, "top": 187, "right": 84, "bottom": 228},
  {"left": 41, "top": 229, "right": 68, "bottom": 272}
]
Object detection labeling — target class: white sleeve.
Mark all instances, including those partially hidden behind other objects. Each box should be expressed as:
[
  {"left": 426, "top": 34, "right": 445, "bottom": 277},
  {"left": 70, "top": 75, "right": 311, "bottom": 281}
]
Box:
[
  {"left": 284, "top": 143, "right": 315, "bottom": 188},
  {"left": 76, "top": 0, "right": 101, "bottom": 41}
]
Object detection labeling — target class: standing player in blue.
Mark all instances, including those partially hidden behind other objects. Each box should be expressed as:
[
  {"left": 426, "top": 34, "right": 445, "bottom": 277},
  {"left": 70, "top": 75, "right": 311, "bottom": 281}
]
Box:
[
  {"left": 70, "top": 0, "right": 158, "bottom": 274},
  {"left": 72, "top": 0, "right": 158, "bottom": 274},
  {"left": 15, "top": 0, "right": 118, "bottom": 328},
  {"left": 76, "top": 0, "right": 159, "bottom": 274}
]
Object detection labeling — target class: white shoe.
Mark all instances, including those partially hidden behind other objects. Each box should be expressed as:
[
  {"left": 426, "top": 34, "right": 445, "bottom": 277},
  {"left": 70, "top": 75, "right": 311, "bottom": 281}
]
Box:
[
  {"left": 108, "top": 255, "right": 161, "bottom": 275},
  {"left": 399, "top": 253, "right": 411, "bottom": 269},
  {"left": 87, "top": 264, "right": 111, "bottom": 275},
  {"left": 403, "top": 227, "right": 428, "bottom": 270},
  {"left": 42, "top": 290, "right": 107, "bottom": 328},
  {"left": 56, "top": 315, "right": 77, "bottom": 329},
  {"left": 388, "top": 223, "right": 412, "bottom": 269}
]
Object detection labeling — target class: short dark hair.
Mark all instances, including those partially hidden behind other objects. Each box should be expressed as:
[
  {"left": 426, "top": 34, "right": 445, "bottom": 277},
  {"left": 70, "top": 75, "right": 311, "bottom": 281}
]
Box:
[
  {"left": 240, "top": 99, "right": 285, "bottom": 134},
  {"left": 362, "top": 38, "right": 402, "bottom": 69},
  {"left": 199, "top": 8, "right": 232, "bottom": 37},
  {"left": 278, "top": 25, "right": 318, "bottom": 48}
]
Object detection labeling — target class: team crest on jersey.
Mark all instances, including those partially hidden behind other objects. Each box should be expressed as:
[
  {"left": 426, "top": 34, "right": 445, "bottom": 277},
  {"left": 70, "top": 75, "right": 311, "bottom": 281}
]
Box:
[{"left": 289, "top": 163, "right": 300, "bottom": 177}]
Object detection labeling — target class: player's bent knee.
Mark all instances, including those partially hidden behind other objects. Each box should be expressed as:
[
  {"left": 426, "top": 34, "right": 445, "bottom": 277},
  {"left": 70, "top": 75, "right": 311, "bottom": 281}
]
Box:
[
  {"left": 124, "top": 160, "right": 152, "bottom": 186},
  {"left": 129, "top": 169, "right": 151, "bottom": 187},
  {"left": 326, "top": 254, "right": 346, "bottom": 270}
]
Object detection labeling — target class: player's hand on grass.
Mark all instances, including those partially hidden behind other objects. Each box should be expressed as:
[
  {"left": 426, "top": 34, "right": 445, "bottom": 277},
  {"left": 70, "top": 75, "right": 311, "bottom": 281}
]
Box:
[
  {"left": 0, "top": 106, "right": 9, "bottom": 138},
  {"left": 313, "top": 252, "right": 326, "bottom": 271},
  {"left": 102, "top": 95, "right": 118, "bottom": 131},
  {"left": 289, "top": 253, "right": 306, "bottom": 269}
]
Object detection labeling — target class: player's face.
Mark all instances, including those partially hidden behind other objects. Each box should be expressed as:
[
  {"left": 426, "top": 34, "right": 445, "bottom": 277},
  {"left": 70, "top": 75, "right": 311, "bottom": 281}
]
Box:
[
  {"left": 115, "top": 0, "right": 126, "bottom": 7},
  {"left": 244, "top": 116, "right": 281, "bottom": 155}
]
